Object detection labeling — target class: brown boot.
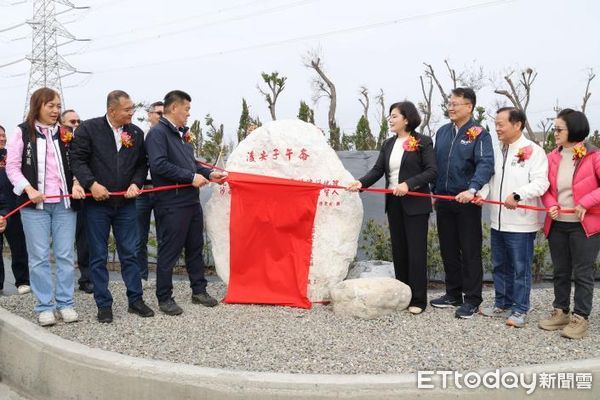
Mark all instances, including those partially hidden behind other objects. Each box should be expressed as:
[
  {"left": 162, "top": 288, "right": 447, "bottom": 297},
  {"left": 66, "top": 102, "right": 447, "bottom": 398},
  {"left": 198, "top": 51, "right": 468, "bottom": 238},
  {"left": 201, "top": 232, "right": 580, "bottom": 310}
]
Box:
[
  {"left": 538, "top": 308, "right": 570, "bottom": 331},
  {"left": 560, "top": 314, "right": 588, "bottom": 339}
]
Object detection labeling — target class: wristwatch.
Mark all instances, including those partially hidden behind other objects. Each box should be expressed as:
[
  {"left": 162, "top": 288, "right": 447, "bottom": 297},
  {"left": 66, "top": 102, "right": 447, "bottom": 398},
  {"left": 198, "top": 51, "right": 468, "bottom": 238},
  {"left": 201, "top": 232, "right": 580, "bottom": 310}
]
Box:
[{"left": 512, "top": 192, "right": 521, "bottom": 202}]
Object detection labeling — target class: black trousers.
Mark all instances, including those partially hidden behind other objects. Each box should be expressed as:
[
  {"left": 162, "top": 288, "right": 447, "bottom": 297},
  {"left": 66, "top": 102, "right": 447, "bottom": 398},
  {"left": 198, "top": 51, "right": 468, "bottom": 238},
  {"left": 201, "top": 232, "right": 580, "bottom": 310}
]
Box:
[
  {"left": 548, "top": 221, "right": 600, "bottom": 317},
  {"left": 387, "top": 196, "right": 429, "bottom": 309},
  {"left": 0, "top": 211, "right": 29, "bottom": 289},
  {"left": 75, "top": 207, "right": 91, "bottom": 285},
  {"left": 435, "top": 200, "right": 483, "bottom": 306},
  {"left": 155, "top": 203, "right": 207, "bottom": 303}
]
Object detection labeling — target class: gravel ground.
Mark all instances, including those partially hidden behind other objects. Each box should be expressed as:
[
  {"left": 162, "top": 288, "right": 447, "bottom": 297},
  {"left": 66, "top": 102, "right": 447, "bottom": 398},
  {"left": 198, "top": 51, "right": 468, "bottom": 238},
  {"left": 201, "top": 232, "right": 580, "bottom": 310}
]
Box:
[{"left": 1, "top": 282, "right": 599, "bottom": 375}]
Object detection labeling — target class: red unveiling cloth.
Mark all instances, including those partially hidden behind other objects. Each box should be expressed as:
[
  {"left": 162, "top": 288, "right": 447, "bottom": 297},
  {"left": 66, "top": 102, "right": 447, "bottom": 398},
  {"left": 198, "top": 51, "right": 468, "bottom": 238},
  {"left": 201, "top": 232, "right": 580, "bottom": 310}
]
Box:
[{"left": 223, "top": 171, "right": 321, "bottom": 309}]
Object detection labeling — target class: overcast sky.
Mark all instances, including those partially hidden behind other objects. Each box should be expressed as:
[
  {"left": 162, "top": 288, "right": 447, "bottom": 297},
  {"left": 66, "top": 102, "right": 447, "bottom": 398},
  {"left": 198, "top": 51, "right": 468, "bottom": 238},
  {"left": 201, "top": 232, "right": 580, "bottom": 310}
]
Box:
[{"left": 1, "top": 0, "right": 599, "bottom": 142}]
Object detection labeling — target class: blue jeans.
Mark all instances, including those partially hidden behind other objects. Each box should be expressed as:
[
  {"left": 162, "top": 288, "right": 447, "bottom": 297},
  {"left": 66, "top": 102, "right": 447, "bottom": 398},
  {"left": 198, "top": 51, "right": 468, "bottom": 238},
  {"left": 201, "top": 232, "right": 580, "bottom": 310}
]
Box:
[
  {"left": 20, "top": 202, "right": 76, "bottom": 313},
  {"left": 85, "top": 201, "right": 143, "bottom": 308},
  {"left": 136, "top": 193, "right": 159, "bottom": 281},
  {"left": 490, "top": 229, "right": 535, "bottom": 314}
]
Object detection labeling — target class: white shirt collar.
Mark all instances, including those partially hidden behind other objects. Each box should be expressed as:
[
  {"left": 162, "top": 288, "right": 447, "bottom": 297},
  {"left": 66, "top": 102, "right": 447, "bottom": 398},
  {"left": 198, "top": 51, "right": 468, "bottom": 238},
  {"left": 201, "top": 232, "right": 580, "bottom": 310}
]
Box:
[{"left": 106, "top": 115, "right": 123, "bottom": 131}]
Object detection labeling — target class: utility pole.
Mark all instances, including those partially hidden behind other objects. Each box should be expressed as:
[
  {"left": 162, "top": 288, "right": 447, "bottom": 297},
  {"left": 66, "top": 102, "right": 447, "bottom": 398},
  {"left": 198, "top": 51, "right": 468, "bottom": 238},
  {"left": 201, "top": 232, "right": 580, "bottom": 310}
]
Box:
[{"left": 24, "top": 0, "right": 89, "bottom": 116}]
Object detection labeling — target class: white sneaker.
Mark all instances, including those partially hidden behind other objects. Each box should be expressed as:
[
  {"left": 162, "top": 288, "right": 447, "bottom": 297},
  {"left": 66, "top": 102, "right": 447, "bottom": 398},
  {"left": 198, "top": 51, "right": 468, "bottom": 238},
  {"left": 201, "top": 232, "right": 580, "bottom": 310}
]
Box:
[
  {"left": 408, "top": 306, "right": 424, "bottom": 315},
  {"left": 38, "top": 310, "right": 56, "bottom": 326},
  {"left": 59, "top": 308, "right": 78, "bottom": 323},
  {"left": 17, "top": 285, "right": 31, "bottom": 295}
]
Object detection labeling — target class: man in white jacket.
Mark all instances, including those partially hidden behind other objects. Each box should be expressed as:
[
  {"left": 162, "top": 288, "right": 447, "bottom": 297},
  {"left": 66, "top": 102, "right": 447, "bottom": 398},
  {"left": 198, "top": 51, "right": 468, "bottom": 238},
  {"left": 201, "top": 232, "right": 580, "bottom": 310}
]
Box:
[{"left": 476, "top": 107, "right": 549, "bottom": 328}]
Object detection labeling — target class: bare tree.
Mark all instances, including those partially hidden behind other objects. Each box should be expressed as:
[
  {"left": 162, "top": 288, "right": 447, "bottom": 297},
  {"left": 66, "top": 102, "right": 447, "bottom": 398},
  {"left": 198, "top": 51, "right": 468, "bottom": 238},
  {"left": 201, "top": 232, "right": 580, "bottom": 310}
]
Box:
[
  {"left": 375, "top": 89, "right": 385, "bottom": 119},
  {"left": 424, "top": 60, "right": 486, "bottom": 115},
  {"left": 257, "top": 71, "right": 287, "bottom": 120},
  {"left": 303, "top": 49, "right": 340, "bottom": 150},
  {"left": 418, "top": 75, "right": 434, "bottom": 136},
  {"left": 493, "top": 67, "right": 537, "bottom": 140},
  {"left": 375, "top": 89, "right": 388, "bottom": 149},
  {"left": 424, "top": 62, "right": 449, "bottom": 110},
  {"left": 358, "top": 86, "right": 369, "bottom": 119},
  {"left": 444, "top": 60, "right": 458, "bottom": 89},
  {"left": 582, "top": 68, "right": 596, "bottom": 114}
]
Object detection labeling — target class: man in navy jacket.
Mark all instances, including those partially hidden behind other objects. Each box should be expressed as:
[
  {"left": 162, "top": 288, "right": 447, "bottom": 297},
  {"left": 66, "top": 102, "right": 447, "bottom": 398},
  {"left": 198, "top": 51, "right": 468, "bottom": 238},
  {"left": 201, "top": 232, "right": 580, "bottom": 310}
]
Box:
[
  {"left": 430, "top": 87, "right": 494, "bottom": 319},
  {"left": 145, "top": 90, "right": 226, "bottom": 315}
]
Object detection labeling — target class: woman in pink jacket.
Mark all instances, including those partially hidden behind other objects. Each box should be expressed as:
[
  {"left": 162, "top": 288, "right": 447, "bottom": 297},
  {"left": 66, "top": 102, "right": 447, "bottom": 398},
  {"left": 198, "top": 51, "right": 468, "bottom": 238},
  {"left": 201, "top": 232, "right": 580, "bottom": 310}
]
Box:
[{"left": 539, "top": 109, "right": 600, "bottom": 339}]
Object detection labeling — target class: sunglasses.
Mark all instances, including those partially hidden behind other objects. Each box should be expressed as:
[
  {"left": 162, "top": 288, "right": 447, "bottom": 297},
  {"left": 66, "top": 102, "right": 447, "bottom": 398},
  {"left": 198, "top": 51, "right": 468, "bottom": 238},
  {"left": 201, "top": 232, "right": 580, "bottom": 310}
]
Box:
[
  {"left": 69, "top": 119, "right": 81, "bottom": 125},
  {"left": 150, "top": 111, "right": 164, "bottom": 116}
]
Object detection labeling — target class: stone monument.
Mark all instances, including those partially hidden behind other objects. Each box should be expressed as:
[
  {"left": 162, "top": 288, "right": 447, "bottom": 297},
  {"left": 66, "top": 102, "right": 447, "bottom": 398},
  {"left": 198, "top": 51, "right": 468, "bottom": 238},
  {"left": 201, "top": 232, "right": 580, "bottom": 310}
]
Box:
[{"left": 205, "top": 120, "right": 363, "bottom": 301}]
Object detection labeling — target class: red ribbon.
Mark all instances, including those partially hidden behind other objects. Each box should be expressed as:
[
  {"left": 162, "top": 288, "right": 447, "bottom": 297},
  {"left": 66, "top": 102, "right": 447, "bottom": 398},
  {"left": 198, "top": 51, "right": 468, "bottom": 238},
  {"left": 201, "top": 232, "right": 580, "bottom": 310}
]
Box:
[
  {"left": 4, "top": 162, "right": 597, "bottom": 220},
  {"left": 2, "top": 184, "right": 193, "bottom": 219},
  {"left": 196, "top": 160, "right": 600, "bottom": 215}
]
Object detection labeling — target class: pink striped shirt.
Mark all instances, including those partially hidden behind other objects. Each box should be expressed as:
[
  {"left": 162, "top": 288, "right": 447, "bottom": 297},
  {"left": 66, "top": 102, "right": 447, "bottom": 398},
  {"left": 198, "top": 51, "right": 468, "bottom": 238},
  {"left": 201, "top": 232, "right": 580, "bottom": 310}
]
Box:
[{"left": 6, "top": 124, "right": 64, "bottom": 203}]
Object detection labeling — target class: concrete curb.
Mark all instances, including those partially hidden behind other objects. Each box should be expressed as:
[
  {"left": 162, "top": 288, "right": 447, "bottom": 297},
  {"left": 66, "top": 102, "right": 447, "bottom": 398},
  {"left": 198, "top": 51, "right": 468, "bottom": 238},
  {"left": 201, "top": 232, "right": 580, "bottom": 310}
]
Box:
[{"left": 1, "top": 307, "right": 599, "bottom": 399}]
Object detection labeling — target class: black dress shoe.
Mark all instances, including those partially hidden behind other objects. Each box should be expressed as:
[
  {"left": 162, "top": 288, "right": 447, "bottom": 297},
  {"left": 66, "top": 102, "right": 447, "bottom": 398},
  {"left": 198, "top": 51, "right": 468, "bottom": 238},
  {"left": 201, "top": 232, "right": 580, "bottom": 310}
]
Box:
[
  {"left": 79, "top": 282, "right": 94, "bottom": 294},
  {"left": 97, "top": 307, "right": 113, "bottom": 323},
  {"left": 191, "top": 292, "right": 219, "bottom": 307},
  {"left": 128, "top": 299, "right": 155, "bottom": 317},
  {"left": 159, "top": 298, "right": 183, "bottom": 316}
]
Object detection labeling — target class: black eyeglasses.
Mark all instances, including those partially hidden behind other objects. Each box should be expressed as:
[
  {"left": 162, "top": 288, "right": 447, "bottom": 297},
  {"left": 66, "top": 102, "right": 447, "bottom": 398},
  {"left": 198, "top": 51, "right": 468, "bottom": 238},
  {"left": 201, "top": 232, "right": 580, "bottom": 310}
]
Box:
[
  {"left": 69, "top": 119, "right": 81, "bottom": 125},
  {"left": 553, "top": 127, "right": 567, "bottom": 133},
  {"left": 150, "top": 111, "right": 163, "bottom": 116}
]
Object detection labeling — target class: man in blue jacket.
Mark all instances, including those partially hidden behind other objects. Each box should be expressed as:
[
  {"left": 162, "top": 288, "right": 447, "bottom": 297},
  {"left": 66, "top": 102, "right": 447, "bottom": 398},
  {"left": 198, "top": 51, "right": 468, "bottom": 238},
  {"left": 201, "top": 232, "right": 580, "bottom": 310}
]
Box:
[
  {"left": 145, "top": 90, "right": 226, "bottom": 315},
  {"left": 430, "top": 87, "right": 494, "bottom": 319}
]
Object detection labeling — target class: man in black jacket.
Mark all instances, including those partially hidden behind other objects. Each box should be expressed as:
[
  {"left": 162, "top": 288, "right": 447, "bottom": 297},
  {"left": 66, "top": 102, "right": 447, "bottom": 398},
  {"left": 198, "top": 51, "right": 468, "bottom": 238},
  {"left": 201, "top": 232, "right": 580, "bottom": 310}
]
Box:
[
  {"left": 61, "top": 110, "right": 93, "bottom": 294},
  {"left": 70, "top": 90, "right": 155, "bottom": 323},
  {"left": 145, "top": 90, "right": 226, "bottom": 315}
]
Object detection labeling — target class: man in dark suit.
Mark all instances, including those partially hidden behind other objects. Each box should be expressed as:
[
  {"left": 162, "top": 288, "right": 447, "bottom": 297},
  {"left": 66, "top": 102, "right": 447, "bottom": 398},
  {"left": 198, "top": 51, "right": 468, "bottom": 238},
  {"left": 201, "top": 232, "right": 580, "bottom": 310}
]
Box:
[
  {"left": 145, "top": 90, "right": 226, "bottom": 315},
  {"left": 61, "top": 110, "right": 93, "bottom": 294},
  {"left": 70, "top": 90, "right": 155, "bottom": 323}
]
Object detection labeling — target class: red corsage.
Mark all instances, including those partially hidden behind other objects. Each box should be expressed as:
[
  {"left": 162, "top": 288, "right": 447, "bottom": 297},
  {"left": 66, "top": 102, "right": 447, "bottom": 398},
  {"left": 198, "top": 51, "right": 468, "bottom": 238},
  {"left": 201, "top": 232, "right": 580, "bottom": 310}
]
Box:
[
  {"left": 402, "top": 135, "right": 420, "bottom": 152},
  {"left": 59, "top": 126, "right": 73, "bottom": 145},
  {"left": 572, "top": 142, "right": 586, "bottom": 164},
  {"left": 120, "top": 131, "right": 134, "bottom": 148},
  {"left": 183, "top": 129, "right": 194, "bottom": 144},
  {"left": 515, "top": 145, "right": 533, "bottom": 164},
  {"left": 465, "top": 126, "right": 483, "bottom": 143}
]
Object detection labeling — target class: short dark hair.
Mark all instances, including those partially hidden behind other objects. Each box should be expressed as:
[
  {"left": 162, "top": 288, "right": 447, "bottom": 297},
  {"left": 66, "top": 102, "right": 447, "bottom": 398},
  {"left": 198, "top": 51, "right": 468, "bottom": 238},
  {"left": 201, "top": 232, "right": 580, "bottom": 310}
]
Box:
[
  {"left": 61, "top": 109, "right": 76, "bottom": 119},
  {"left": 496, "top": 107, "right": 527, "bottom": 131},
  {"left": 149, "top": 101, "right": 164, "bottom": 110},
  {"left": 106, "top": 90, "right": 130, "bottom": 109},
  {"left": 389, "top": 101, "right": 422, "bottom": 132},
  {"left": 164, "top": 90, "right": 191, "bottom": 110},
  {"left": 557, "top": 108, "right": 589, "bottom": 142},
  {"left": 0, "top": 124, "right": 5, "bottom": 132},
  {"left": 451, "top": 87, "right": 476, "bottom": 110}
]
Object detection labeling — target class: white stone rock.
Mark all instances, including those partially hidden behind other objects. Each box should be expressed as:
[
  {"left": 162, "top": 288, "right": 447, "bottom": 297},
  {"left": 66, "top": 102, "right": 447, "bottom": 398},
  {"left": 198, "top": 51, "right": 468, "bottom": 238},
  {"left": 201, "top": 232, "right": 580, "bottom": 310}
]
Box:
[
  {"left": 330, "top": 277, "right": 411, "bottom": 319},
  {"left": 346, "top": 260, "right": 395, "bottom": 280},
  {"left": 204, "top": 119, "right": 363, "bottom": 302}
]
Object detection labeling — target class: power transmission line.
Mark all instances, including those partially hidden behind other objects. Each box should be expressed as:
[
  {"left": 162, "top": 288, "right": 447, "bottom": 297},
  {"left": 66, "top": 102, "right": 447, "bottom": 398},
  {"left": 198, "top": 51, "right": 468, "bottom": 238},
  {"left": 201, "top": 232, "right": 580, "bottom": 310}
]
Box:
[
  {"left": 93, "top": 0, "right": 515, "bottom": 75},
  {"left": 64, "top": 0, "right": 317, "bottom": 57},
  {"left": 23, "top": 0, "right": 90, "bottom": 116}
]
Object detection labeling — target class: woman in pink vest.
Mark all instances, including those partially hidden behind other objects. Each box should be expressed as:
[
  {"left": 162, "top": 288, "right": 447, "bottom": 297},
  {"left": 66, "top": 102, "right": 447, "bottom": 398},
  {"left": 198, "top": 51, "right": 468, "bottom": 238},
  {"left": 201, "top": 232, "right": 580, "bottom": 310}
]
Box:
[
  {"left": 6, "top": 87, "right": 86, "bottom": 326},
  {"left": 539, "top": 109, "right": 600, "bottom": 339}
]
